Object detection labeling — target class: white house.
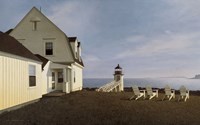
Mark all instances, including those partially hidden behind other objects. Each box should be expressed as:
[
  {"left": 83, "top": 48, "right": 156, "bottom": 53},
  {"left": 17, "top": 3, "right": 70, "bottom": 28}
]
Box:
[
  {"left": 0, "top": 32, "right": 42, "bottom": 112},
  {"left": 9, "top": 7, "right": 84, "bottom": 94}
]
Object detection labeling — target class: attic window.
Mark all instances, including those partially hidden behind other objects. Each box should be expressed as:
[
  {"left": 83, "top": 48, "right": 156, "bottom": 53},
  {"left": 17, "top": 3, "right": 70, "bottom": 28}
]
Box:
[{"left": 45, "top": 42, "right": 53, "bottom": 55}]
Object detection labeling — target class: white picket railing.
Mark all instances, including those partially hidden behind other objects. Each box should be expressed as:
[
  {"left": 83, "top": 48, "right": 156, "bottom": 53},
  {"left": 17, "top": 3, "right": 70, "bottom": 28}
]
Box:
[{"left": 97, "top": 80, "right": 121, "bottom": 92}]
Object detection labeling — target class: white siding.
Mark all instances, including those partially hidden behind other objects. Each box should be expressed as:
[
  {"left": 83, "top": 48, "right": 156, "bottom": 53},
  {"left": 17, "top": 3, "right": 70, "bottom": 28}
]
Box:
[
  {"left": 41, "top": 61, "right": 53, "bottom": 95},
  {"left": 71, "top": 64, "right": 83, "bottom": 91},
  {"left": 0, "top": 54, "right": 42, "bottom": 110}
]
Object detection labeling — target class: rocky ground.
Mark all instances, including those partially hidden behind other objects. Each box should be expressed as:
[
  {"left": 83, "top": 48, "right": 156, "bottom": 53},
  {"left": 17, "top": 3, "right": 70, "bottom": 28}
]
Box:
[{"left": 0, "top": 89, "right": 200, "bottom": 125}]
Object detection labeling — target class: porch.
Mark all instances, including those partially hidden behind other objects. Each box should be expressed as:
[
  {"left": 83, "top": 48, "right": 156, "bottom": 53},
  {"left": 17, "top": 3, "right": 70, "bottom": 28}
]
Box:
[{"left": 50, "top": 63, "right": 72, "bottom": 93}]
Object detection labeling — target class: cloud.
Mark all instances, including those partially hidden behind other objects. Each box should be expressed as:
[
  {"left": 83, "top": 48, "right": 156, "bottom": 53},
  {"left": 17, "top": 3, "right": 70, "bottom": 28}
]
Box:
[
  {"left": 83, "top": 54, "right": 100, "bottom": 63},
  {"left": 48, "top": 1, "right": 99, "bottom": 37},
  {"left": 126, "top": 35, "right": 146, "bottom": 43},
  {"left": 0, "top": 0, "right": 29, "bottom": 31},
  {"left": 161, "top": 0, "right": 200, "bottom": 24},
  {"left": 115, "top": 32, "right": 200, "bottom": 59},
  {"left": 2, "top": 0, "right": 200, "bottom": 78}
]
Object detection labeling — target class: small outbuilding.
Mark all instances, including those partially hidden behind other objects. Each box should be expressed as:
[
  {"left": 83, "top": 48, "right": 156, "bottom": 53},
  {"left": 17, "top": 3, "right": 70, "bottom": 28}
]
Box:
[{"left": 0, "top": 32, "right": 42, "bottom": 112}]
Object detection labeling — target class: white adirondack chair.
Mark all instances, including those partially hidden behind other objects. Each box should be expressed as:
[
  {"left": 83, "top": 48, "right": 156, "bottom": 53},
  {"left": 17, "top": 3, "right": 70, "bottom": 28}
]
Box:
[
  {"left": 129, "top": 85, "right": 145, "bottom": 100},
  {"left": 178, "top": 86, "right": 189, "bottom": 102},
  {"left": 162, "top": 85, "right": 175, "bottom": 101},
  {"left": 146, "top": 85, "right": 158, "bottom": 100}
]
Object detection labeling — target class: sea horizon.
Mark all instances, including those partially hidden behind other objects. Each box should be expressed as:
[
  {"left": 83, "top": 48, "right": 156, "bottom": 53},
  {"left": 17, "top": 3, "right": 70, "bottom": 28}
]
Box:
[{"left": 83, "top": 77, "right": 200, "bottom": 90}]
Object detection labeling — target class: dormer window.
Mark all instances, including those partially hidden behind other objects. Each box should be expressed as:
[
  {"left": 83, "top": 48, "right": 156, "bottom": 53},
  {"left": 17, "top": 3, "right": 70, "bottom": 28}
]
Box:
[
  {"left": 45, "top": 42, "right": 53, "bottom": 55},
  {"left": 76, "top": 52, "right": 78, "bottom": 58}
]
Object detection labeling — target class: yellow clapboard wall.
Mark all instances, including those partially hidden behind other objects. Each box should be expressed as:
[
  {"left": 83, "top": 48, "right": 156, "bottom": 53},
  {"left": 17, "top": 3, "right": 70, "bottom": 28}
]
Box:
[{"left": 0, "top": 54, "right": 42, "bottom": 110}]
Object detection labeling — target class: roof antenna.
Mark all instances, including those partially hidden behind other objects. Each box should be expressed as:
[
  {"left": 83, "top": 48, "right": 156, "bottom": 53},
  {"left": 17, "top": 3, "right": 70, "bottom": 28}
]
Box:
[{"left": 40, "top": 6, "right": 42, "bottom": 12}]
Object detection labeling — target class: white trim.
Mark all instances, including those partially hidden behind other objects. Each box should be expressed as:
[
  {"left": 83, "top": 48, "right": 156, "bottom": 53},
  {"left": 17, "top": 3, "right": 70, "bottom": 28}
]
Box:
[
  {"left": 43, "top": 38, "right": 56, "bottom": 40},
  {"left": 50, "top": 62, "right": 67, "bottom": 69},
  {"left": 67, "top": 65, "right": 72, "bottom": 69}
]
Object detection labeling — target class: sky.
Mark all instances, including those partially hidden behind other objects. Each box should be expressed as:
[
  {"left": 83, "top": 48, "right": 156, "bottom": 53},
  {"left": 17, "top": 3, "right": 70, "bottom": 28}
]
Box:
[{"left": 1, "top": 0, "right": 200, "bottom": 78}]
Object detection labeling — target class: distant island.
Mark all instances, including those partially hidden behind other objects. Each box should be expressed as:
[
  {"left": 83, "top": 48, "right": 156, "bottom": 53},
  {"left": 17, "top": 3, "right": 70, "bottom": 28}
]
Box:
[
  {"left": 191, "top": 74, "right": 200, "bottom": 79},
  {"left": 159, "top": 76, "right": 187, "bottom": 78}
]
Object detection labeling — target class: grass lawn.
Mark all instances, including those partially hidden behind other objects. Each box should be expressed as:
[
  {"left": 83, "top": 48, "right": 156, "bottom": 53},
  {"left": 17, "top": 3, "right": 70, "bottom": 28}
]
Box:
[{"left": 0, "top": 90, "right": 200, "bottom": 125}]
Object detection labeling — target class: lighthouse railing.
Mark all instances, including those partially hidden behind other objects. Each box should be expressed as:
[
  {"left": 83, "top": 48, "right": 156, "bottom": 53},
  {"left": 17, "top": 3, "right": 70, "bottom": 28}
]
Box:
[
  {"left": 97, "top": 80, "right": 121, "bottom": 92},
  {"left": 97, "top": 81, "right": 115, "bottom": 92}
]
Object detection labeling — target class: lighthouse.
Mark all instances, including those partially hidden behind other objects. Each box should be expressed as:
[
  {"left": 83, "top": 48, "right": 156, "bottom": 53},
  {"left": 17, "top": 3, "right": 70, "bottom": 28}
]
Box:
[{"left": 114, "top": 64, "right": 124, "bottom": 91}]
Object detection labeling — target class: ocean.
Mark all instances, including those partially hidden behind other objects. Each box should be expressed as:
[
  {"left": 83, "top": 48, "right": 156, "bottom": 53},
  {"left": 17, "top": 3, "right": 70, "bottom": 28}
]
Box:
[{"left": 83, "top": 78, "right": 200, "bottom": 90}]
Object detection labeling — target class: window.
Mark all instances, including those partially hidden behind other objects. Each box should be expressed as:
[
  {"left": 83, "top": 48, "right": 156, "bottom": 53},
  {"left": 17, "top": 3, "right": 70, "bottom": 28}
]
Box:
[
  {"left": 29, "top": 65, "right": 36, "bottom": 87},
  {"left": 116, "top": 76, "right": 121, "bottom": 81},
  {"left": 52, "top": 72, "right": 55, "bottom": 81},
  {"left": 45, "top": 42, "right": 53, "bottom": 55},
  {"left": 58, "top": 72, "right": 63, "bottom": 83}
]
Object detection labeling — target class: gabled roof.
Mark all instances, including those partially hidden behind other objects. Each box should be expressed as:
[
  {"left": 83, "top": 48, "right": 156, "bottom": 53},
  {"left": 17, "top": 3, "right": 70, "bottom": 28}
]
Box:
[
  {"left": 69, "top": 37, "right": 81, "bottom": 48},
  {"left": 10, "top": 7, "right": 75, "bottom": 63},
  {"left": 0, "top": 32, "right": 41, "bottom": 62},
  {"left": 35, "top": 54, "right": 49, "bottom": 70},
  {"left": 11, "top": 7, "right": 69, "bottom": 38},
  {"left": 68, "top": 37, "right": 77, "bottom": 42},
  {"left": 65, "top": 36, "right": 84, "bottom": 67},
  {"left": 8, "top": 7, "right": 84, "bottom": 67},
  {"left": 69, "top": 37, "right": 81, "bottom": 47}
]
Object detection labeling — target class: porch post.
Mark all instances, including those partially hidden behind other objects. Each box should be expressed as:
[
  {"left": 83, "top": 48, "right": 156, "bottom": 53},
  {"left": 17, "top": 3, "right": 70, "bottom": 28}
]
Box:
[
  {"left": 63, "top": 68, "right": 69, "bottom": 93},
  {"left": 68, "top": 68, "right": 72, "bottom": 92},
  {"left": 63, "top": 68, "right": 66, "bottom": 83},
  {"left": 55, "top": 71, "right": 58, "bottom": 90},
  {"left": 71, "top": 68, "right": 74, "bottom": 91}
]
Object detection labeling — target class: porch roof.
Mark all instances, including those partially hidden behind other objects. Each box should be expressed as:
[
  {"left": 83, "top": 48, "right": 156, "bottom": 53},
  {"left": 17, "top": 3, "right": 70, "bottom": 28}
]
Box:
[{"left": 50, "top": 62, "right": 71, "bottom": 69}]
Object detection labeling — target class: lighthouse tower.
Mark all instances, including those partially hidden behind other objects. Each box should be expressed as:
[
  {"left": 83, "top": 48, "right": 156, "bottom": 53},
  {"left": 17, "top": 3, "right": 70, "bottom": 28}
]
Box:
[{"left": 114, "top": 64, "right": 124, "bottom": 91}]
